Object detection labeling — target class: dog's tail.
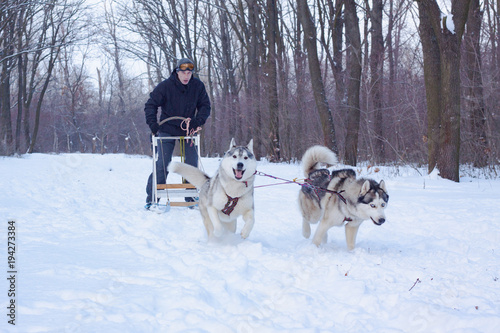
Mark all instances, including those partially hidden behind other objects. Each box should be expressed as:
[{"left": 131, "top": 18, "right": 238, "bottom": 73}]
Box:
[
  {"left": 301, "top": 145, "right": 338, "bottom": 177},
  {"left": 168, "top": 162, "right": 210, "bottom": 188}
]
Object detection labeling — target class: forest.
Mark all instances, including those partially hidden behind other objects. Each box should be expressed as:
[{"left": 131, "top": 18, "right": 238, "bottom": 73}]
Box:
[{"left": 1, "top": 0, "right": 499, "bottom": 181}]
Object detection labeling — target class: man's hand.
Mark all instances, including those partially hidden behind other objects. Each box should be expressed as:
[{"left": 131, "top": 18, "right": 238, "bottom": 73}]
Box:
[
  {"left": 189, "top": 118, "right": 200, "bottom": 129},
  {"left": 150, "top": 123, "right": 159, "bottom": 135}
]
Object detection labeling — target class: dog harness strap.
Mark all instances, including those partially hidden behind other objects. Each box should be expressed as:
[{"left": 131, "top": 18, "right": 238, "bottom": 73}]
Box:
[
  {"left": 305, "top": 178, "right": 347, "bottom": 205},
  {"left": 305, "top": 180, "right": 323, "bottom": 203},
  {"left": 256, "top": 170, "right": 347, "bottom": 204},
  {"left": 221, "top": 195, "right": 239, "bottom": 215},
  {"left": 335, "top": 190, "right": 347, "bottom": 204}
]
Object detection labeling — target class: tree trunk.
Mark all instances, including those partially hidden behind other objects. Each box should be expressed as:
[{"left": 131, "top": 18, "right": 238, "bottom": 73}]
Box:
[
  {"left": 297, "top": 0, "right": 338, "bottom": 153},
  {"left": 219, "top": 4, "right": 241, "bottom": 144},
  {"left": 344, "top": 0, "right": 362, "bottom": 166},
  {"left": 218, "top": 5, "right": 232, "bottom": 141},
  {"left": 417, "top": 1, "right": 442, "bottom": 173},
  {"left": 0, "top": 6, "right": 15, "bottom": 154},
  {"left": 265, "top": 0, "right": 280, "bottom": 161},
  {"left": 331, "top": 0, "right": 345, "bottom": 156},
  {"left": 417, "top": 0, "right": 471, "bottom": 182},
  {"left": 293, "top": 12, "right": 307, "bottom": 157},
  {"left": 463, "top": 0, "right": 488, "bottom": 167},
  {"left": 29, "top": 52, "right": 57, "bottom": 153},
  {"left": 247, "top": 0, "right": 263, "bottom": 158},
  {"left": 0, "top": 62, "right": 13, "bottom": 152},
  {"left": 206, "top": 5, "right": 217, "bottom": 155},
  {"left": 15, "top": 5, "right": 27, "bottom": 153},
  {"left": 370, "top": 0, "right": 385, "bottom": 162},
  {"left": 438, "top": 35, "right": 462, "bottom": 181}
]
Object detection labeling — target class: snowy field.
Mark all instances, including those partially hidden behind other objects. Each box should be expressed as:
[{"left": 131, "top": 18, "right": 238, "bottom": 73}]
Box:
[{"left": 1, "top": 153, "right": 499, "bottom": 332}]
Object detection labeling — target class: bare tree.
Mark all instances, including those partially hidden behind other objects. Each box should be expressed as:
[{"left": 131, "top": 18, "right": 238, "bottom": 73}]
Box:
[
  {"left": 331, "top": 0, "right": 345, "bottom": 121},
  {"left": 0, "top": 0, "right": 87, "bottom": 154},
  {"left": 316, "top": 0, "right": 344, "bottom": 153},
  {"left": 217, "top": 0, "right": 241, "bottom": 142},
  {"left": 369, "top": 0, "right": 385, "bottom": 162},
  {"left": 247, "top": 0, "right": 265, "bottom": 158},
  {"left": 0, "top": 0, "right": 18, "bottom": 153},
  {"left": 56, "top": 36, "right": 91, "bottom": 152},
  {"left": 297, "top": 0, "right": 338, "bottom": 153},
  {"left": 201, "top": 4, "right": 218, "bottom": 155},
  {"left": 417, "top": 0, "right": 471, "bottom": 181},
  {"left": 265, "top": 0, "right": 281, "bottom": 161},
  {"left": 343, "top": 0, "right": 362, "bottom": 166},
  {"left": 3, "top": 0, "right": 499, "bottom": 170},
  {"left": 463, "top": 0, "right": 488, "bottom": 167},
  {"left": 288, "top": 0, "right": 309, "bottom": 157},
  {"left": 103, "top": 0, "right": 126, "bottom": 113},
  {"left": 28, "top": 0, "right": 86, "bottom": 153}
]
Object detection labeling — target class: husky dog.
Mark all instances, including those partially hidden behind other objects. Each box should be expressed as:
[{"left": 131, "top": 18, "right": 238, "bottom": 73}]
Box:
[
  {"left": 299, "top": 145, "right": 389, "bottom": 250},
  {"left": 168, "top": 139, "right": 256, "bottom": 239}
]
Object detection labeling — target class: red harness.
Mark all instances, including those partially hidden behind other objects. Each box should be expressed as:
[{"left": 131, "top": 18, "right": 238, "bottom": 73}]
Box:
[
  {"left": 221, "top": 195, "right": 239, "bottom": 215},
  {"left": 221, "top": 181, "right": 249, "bottom": 215}
]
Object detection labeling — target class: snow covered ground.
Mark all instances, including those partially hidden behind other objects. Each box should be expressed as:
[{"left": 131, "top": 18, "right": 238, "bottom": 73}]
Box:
[{"left": 1, "top": 153, "right": 499, "bottom": 332}]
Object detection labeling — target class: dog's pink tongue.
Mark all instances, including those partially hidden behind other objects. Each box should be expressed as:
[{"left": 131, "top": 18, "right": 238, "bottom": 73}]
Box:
[{"left": 235, "top": 170, "right": 243, "bottom": 179}]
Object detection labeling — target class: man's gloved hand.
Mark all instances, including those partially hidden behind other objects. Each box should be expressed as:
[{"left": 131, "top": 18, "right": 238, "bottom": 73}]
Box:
[
  {"left": 150, "top": 123, "right": 160, "bottom": 135},
  {"left": 189, "top": 119, "right": 200, "bottom": 129}
]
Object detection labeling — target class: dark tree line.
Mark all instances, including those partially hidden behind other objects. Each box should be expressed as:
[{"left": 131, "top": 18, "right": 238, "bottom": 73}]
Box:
[{"left": 1, "top": 0, "right": 499, "bottom": 181}]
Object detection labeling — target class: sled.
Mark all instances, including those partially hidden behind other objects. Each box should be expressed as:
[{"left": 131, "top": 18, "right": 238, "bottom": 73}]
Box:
[{"left": 151, "top": 134, "right": 201, "bottom": 210}]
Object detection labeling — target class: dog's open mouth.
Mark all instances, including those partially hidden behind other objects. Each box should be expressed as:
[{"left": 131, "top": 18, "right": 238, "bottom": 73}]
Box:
[{"left": 233, "top": 168, "right": 245, "bottom": 180}]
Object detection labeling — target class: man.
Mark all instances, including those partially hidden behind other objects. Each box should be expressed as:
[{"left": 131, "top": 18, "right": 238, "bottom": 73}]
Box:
[{"left": 144, "top": 58, "right": 211, "bottom": 209}]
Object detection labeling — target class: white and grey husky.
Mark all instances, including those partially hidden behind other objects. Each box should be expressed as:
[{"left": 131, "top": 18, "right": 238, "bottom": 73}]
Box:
[
  {"left": 299, "top": 145, "right": 389, "bottom": 250},
  {"left": 168, "top": 139, "right": 257, "bottom": 239}
]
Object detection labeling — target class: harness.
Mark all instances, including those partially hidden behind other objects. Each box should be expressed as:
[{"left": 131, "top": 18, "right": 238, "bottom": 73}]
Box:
[
  {"left": 302, "top": 181, "right": 347, "bottom": 207},
  {"left": 218, "top": 171, "right": 347, "bottom": 216},
  {"left": 221, "top": 195, "right": 239, "bottom": 215},
  {"left": 255, "top": 171, "right": 347, "bottom": 204},
  {"left": 220, "top": 181, "right": 249, "bottom": 215}
]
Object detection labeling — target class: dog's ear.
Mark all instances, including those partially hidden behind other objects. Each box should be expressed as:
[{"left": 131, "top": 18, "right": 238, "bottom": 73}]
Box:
[
  {"left": 379, "top": 180, "right": 387, "bottom": 193},
  {"left": 229, "top": 138, "right": 236, "bottom": 149},
  {"left": 247, "top": 139, "right": 254, "bottom": 153},
  {"left": 360, "top": 180, "right": 371, "bottom": 196}
]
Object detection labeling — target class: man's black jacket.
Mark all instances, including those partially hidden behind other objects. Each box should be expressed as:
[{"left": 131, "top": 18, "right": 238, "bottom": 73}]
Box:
[{"left": 144, "top": 70, "right": 211, "bottom": 136}]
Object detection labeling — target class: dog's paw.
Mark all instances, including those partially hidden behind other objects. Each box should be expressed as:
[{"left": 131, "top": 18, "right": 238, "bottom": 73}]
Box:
[
  {"left": 240, "top": 226, "right": 252, "bottom": 239},
  {"left": 312, "top": 239, "right": 321, "bottom": 247}
]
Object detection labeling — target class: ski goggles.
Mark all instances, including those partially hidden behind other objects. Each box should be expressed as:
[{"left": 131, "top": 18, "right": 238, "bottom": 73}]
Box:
[{"left": 177, "top": 63, "right": 194, "bottom": 71}]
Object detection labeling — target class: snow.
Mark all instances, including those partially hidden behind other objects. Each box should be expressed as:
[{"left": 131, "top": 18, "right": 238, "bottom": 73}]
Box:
[
  {"left": 438, "top": 0, "right": 455, "bottom": 33},
  {"left": 441, "top": 12, "right": 456, "bottom": 34},
  {"left": 1, "top": 153, "right": 499, "bottom": 332}
]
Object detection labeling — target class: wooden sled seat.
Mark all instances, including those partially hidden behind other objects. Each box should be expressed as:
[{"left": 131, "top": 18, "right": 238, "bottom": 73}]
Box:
[
  {"left": 156, "top": 183, "right": 199, "bottom": 207},
  {"left": 157, "top": 184, "right": 196, "bottom": 189},
  {"left": 169, "top": 201, "right": 198, "bottom": 207},
  {"left": 156, "top": 183, "right": 198, "bottom": 197}
]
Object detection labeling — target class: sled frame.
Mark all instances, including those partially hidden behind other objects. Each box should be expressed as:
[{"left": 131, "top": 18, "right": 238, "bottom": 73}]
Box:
[{"left": 151, "top": 135, "right": 200, "bottom": 207}]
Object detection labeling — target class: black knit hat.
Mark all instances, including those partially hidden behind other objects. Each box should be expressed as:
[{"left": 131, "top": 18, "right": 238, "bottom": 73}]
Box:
[{"left": 176, "top": 58, "right": 195, "bottom": 70}]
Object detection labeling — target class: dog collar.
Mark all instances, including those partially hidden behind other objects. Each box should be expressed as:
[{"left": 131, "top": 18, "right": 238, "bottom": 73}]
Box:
[{"left": 221, "top": 195, "right": 239, "bottom": 215}]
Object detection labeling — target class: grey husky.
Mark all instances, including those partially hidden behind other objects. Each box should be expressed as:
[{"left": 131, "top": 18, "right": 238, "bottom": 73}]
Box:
[
  {"left": 168, "top": 139, "right": 256, "bottom": 239},
  {"left": 298, "top": 145, "right": 389, "bottom": 250}
]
